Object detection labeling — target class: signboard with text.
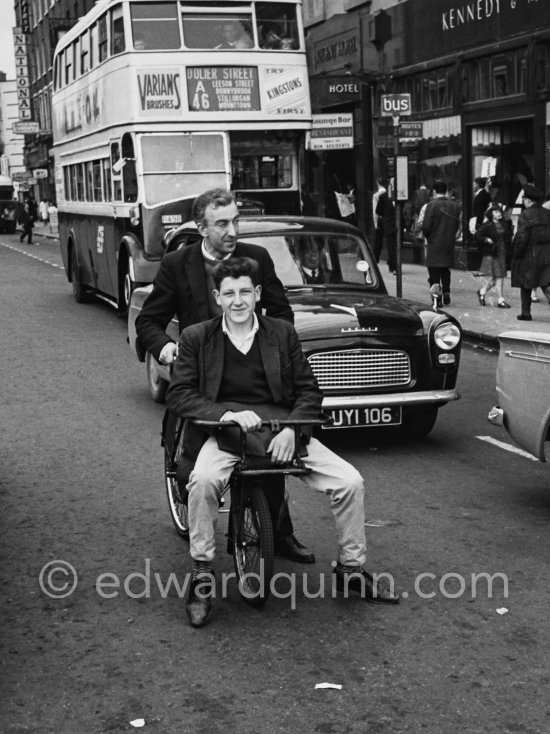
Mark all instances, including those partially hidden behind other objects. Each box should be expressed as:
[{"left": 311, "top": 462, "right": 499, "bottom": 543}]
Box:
[
  {"left": 307, "top": 113, "right": 354, "bottom": 150},
  {"left": 13, "top": 121, "right": 39, "bottom": 134},
  {"left": 187, "top": 67, "right": 260, "bottom": 112}
]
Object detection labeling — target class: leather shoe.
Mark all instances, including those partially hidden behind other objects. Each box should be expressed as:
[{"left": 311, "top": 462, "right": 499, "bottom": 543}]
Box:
[
  {"left": 275, "top": 534, "right": 315, "bottom": 563},
  {"left": 185, "top": 576, "right": 214, "bottom": 627},
  {"left": 517, "top": 314, "right": 532, "bottom": 321},
  {"left": 443, "top": 293, "right": 451, "bottom": 305},
  {"left": 334, "top": 566, "right": 400, "bottom": 604}
]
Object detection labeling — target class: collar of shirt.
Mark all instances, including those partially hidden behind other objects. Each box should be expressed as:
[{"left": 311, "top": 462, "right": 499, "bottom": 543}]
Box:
[
  {"left": 201, "top": 239, "right": 233, "bottom": 262},
  {"left": 222, "top": 312, "right": 259, "bottom": 354}
]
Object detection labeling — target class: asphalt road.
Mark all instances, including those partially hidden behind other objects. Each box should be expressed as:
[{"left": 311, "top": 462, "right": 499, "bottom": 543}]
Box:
[{"left": 1, "top": 233, "right": 550, "bottom": 734}]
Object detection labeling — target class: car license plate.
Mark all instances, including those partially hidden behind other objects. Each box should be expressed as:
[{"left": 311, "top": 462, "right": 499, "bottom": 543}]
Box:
[{"left": 323, "top": 406, "right": 402, "bottom": 429}]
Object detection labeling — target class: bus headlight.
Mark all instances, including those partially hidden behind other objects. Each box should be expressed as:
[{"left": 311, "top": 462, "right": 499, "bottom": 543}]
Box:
[{"left": 433, "top": 322, "right": 461, "bottom": 350}]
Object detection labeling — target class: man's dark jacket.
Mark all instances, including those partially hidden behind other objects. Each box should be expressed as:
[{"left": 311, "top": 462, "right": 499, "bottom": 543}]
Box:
[
  {"left": 511, "top": 203, "right": 550, "bottom": 289},
  {"left": 135, "top": 241, "right": 293, "bottom": 361},
  {"left": 422, "top": 196, "right": 461, "bottom": 268},
  {"left": 166, "top": 315, "right": 323, "bottom": 459}
]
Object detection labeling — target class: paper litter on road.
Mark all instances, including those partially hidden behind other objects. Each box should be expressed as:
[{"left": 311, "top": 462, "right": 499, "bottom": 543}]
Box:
[
  {"left": 315, "top": 682, "right": 342, "bottom": 690},
  {"left": 496, "top": 607, "right": 509, "bottom": 615},
  {"left": 130, "top": 719, "right": 145, "bottom": 728}
]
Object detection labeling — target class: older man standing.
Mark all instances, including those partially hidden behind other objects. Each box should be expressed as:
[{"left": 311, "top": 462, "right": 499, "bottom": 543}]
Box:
[{"left": 512, "top": 184, "right": 550, "bottom": 321}]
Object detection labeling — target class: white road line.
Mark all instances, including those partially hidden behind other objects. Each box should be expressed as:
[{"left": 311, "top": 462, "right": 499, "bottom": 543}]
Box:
[
  {"left": 0, "top": 241, "right": 64, "bottom": 269},
  {"left": 476, "top": 435, "right": 539, "bottom": 461}
]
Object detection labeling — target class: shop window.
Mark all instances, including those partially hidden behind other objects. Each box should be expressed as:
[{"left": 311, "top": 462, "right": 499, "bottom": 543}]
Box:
[
  {"left": 130, "top": 2, "right": 180, "bottom": 49},
  {"left": 232, "top": 154, "right": 292, "bottom": 189},
  {"left": 492, "top": 65, "right": 507, "bottom": 97}
]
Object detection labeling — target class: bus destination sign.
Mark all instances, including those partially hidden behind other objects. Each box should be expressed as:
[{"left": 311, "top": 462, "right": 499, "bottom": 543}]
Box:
[{"left": 187, "top": 67, "right": 260, "bottom": 112}]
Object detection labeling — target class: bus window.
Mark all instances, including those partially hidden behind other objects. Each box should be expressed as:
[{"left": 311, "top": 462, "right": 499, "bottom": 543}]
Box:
[
  {"left": 80, "top": 31, "right": 90, "bottom": 74},
  {"left": 182, "top": 13, "right": 253, "bottom": 49},
  {"left": 111, "top": 142, "right": 123, "bottom": 200},
  {"left": 76, "top": 164, "right": 85, "bottom": 201},
  {"left": 98, "top": 15, "right": 108, "bottom": 62},
  {"left": 89, "top": 23, "right": 97, "bottom": 68},
  {"left": 121, "top": 133, "right": 137, "bottom": 202},
  {"left": 92, "top": 161, "right": 103, "bottom": 201},
  {"left": 130, "top": 2, "right": 180, "bottom": 50},
  {"left": 111, "top": 6, "right": 125, "bottom": 55},
  {"left": 232, "top": 154, "right": 293, "bottom": 189},
  {"left": 64, "top": 44, "right": 74, "bottom": 84},
  {"left": 256, "top": 2, "right": 298, "bottom": 50},
  {"left": 140, "top": 133, "right": 227, "bottom": 205},
  {"left": 85, "top": 161, "right": 93, "bottom": 200},
  {"left": 102, "top": 158, "right": 112, "bottom": 201}
]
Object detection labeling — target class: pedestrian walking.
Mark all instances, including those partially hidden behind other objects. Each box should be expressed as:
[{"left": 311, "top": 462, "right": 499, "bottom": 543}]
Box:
[
  {"left": 475, "top": 203, "right": 511, "bottom": 308},
  {"left": 511, "top": 184, "right": 550, "bottom": 321},
  {"left": 472, "top": 177, "right": 492, "bottom": 231},
  {"left": 19, "top": 202, "right": 34, "bottom": 244},
  {"left": 372, "top": 177, "right": 387, "bottom": 263},
  {"left": 421, "top": 181, "right": 462, "bottom": 306},
  {"left": 375, "top": 179, "right": 396, "bottom": 274}
]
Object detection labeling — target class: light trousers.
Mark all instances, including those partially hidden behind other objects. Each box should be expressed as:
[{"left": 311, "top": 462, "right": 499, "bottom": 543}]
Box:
[{"left": 187, "top": 436, "right": 367, "bottom": 566}]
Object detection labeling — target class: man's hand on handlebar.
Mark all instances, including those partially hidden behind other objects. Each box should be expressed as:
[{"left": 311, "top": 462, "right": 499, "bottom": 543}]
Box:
[
  {"left": 221, "top": 410, "right": 263, "bottom": 432},
  {"left": 159, "top": 342, "right": 178, "bottom": 365},
  {"left": 268, "top": 427, "right": 295, "bottom": 463}
]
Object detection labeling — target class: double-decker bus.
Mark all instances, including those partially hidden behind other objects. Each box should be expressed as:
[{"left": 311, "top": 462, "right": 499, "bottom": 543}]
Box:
[{"left": 52, "top": 0, "right": 311, "bottom": 311}]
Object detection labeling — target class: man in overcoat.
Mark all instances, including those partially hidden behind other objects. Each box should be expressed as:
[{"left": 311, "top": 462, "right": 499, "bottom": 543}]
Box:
[
  {"left": 511, "top": 184, "right": 550, "bottom": 321},
  {"left": 136, "top": 188, "right": 313, "bottom": 563},
  {"left": 421, "top": 181, "right": 462, "bottom": 306}
]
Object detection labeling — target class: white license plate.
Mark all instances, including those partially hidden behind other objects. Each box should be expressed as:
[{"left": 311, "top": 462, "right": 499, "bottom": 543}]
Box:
[{"left": 323, "top": 406, "right": 402, "bottom": 429}]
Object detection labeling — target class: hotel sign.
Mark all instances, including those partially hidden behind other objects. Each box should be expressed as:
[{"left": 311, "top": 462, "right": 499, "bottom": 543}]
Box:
[
  {"left": 312, "top": 29, "right": 361, "bottom": 73},
  {"left": 13, "top": 27, "right": 32, "bottom": 122}
]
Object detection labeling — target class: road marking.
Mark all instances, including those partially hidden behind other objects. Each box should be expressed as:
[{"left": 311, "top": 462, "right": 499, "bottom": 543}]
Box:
[
  {"left": 476, "top": 435, "right": 539, "bottom": 461},
  {"left": 0, "top": 241, "right": 64, "bottom": 269}
]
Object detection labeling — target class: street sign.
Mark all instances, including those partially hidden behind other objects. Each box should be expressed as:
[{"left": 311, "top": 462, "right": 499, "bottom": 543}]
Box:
[
  {"left": 381, "top": 93, "right": 412, "bottom": 117},
  {"left": 306, "top": 113, "right": 354, "bottom": 150},
  {"left": 395, "top": 156, "right": 409, "bottom": 201},
  {"left": 13, "top": 121, "right": 40, "bottom": 134},
  {"left": 33, "top": 169, "right": 48, "bottom": 179},
  {"left": 12, "top": 171, "right": 31, "bottom": 182},
  {"left": 399, "top": 121, "right": 423, "bottom": 139}
]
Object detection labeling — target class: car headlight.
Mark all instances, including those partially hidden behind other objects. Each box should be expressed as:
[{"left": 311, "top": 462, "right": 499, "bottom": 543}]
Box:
[{"left": 433, "top": 322, "right": 461, "bottom": 350}]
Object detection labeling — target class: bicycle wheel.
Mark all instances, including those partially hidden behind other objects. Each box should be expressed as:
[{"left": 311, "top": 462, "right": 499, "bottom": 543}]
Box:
[
  {"left": 162, "top": 410, "right": 189, "bottom": 540},
  {"left": 231, "top": 480, "right": 274, "bottom": 607}
]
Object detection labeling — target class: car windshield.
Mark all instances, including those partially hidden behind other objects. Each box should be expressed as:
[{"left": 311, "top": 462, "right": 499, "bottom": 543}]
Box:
[{"left": 238, "top": 232, "right": 378, "bottom": 288}]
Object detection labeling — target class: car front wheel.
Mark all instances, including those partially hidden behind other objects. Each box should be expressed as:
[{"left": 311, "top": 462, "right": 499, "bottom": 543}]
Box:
[{"left": 402, "top": 408, "right": 438, "bottom": 437}]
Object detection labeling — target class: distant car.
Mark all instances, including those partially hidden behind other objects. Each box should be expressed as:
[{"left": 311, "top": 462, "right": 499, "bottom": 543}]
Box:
[
  {"left": 488, "top": 331, "right": 550, "bottom": 461},
  {"left": 128, "top": 216, "right": 462, "bottom": 436}
]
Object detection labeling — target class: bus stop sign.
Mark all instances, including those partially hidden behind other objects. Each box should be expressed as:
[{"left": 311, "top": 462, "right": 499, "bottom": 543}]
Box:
[{"left": 381, "top": 94, "right": 411, "bottom": 117}]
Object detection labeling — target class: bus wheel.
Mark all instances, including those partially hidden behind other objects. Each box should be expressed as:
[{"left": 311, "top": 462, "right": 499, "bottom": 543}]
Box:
[
  {"left": 146, "top": 351, "right": 169, "bottom": 403},
  {"left": 71, "top": 249, "right": 90, "bottom": 303},
  {"left": 118, "top": 255, "right": 134, "bottom": 316}
]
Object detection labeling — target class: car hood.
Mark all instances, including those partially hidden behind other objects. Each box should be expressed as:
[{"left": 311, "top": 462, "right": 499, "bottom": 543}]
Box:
[{"left": 287, "top": 289, "right": 430, "bottom": 340}]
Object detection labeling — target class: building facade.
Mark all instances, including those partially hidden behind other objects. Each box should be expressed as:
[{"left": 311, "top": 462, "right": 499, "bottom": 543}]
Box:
[
  {"left": 305, "top": 0, "right": 550, "bottom": 239},
  {"left": 13, "top": 0, "right": 94, "bottom": 201},
  {"left": 0, "top": 74, "right": 26, "bottom": 184}
]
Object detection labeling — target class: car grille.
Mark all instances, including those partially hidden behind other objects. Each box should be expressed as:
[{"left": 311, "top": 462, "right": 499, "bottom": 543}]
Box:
[{"left": 308, "top": 349, "right": 411, "bottom": 390}]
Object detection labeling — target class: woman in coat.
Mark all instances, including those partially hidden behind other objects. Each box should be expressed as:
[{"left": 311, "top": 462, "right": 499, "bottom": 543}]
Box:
[{"left": 475, "top": 204, "right": 511, "bottom": 308}]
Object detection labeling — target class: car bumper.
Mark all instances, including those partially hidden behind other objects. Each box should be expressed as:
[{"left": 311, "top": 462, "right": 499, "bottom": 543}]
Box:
[{"left": 321, "top": 389, "right": 460, "bottom": 410}]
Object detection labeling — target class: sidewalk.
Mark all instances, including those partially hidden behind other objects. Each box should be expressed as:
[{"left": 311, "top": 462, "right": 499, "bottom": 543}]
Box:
[
  {"left": 29, "top": 222, "right": 550, "bottom": 346},
  {"left": 390, "top": 262, "right": 550, "bottom": 346}
]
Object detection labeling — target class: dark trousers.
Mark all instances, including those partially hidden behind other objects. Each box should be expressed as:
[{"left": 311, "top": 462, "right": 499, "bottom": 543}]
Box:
[
  {"left": 373, "top": 227, "right": 384, "bottom": 263},
  {"left": 520, "top": 287, "right": 532, "bottom": 315},
  {"left": 428, "top": 266, "right": 451, "bottom": 294},
  {"left": 385, "top": 232, "right": 397, "bottom": 271},
  {"left": 264, "top": 476, "right": 293, "bottom": 538},
  {"left": 20, "top": 223, "right": 33, "bottom": 243}
]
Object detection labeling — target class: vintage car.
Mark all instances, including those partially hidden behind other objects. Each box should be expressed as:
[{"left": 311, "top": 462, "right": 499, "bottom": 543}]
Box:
[
  {"left": 488, "top": 331, "right": 550, "bottom": 461},
  {"left": 128, "top": 216, "right": 462, "bottom": 436}
]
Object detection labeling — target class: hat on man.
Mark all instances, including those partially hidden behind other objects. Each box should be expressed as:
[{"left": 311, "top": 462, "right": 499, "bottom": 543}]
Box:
[{"left": 523, "top": 184, "right": 544, "bottom": 202}]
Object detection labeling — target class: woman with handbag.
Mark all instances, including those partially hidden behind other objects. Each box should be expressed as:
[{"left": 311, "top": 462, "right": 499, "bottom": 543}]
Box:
[{"left": 475, "top": 203, "right": 511, "bottom": 308}]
